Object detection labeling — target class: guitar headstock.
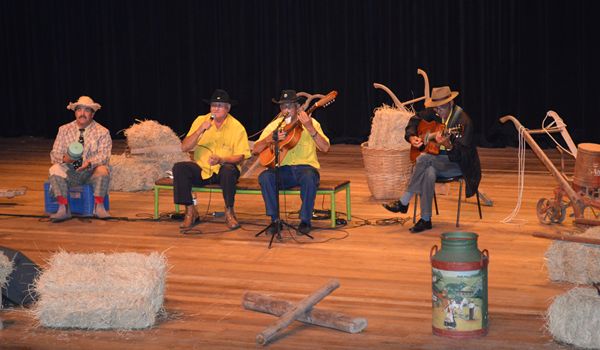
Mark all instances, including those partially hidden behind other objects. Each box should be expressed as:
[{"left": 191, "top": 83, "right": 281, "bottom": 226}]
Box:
[
  {"left": 314, "top": 91, "right": 337, "bottom": 108},
  {"left": 448, "top": 123, "right": 464, "bottom": 137}
]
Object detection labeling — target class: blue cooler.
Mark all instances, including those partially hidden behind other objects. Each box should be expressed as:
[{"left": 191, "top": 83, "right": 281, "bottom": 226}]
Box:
[{"left": 44, "top": 182, "right": 109, "bottom": 216}]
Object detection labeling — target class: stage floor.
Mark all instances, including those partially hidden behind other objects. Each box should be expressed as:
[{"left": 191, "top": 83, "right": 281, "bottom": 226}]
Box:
[{"left": 0, "top": 138, "right": 578, "bottom": 349}]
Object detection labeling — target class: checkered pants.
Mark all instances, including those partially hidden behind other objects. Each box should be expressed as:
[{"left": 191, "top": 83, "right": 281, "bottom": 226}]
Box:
[{"left": 48, "top": 164, "right": 110, "bottom": 198}]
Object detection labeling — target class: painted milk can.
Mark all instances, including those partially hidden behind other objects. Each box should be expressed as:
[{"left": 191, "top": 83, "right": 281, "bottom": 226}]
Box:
[{"left": 430, "top": 232, "right": 489, "bottom": 338}]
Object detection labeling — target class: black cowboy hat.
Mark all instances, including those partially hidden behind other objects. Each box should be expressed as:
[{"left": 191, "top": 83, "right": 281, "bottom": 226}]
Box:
[
  {"left": 271, "top": 89, "right": 302, "bottom": 104},
  {"left": 203, "top": 89, "right": 237, "bottom": 105}
]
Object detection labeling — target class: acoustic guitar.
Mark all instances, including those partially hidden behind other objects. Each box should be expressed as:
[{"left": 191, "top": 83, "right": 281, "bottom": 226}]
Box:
[
  {"left": 259, "top": 91, "right": 337, "bottom": 168},
  {"left": 409, "top": 119, "right": 463, "bottom": 161}
]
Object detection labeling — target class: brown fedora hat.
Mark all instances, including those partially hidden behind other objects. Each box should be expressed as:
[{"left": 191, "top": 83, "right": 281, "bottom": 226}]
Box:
[{"left": 424, "top": 86, "right": 459, "bottom": 108}]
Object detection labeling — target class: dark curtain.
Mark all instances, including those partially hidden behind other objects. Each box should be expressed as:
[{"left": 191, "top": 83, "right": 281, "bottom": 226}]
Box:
[{"left": 1, "top": 0, "right": 598, "bottom": 147}]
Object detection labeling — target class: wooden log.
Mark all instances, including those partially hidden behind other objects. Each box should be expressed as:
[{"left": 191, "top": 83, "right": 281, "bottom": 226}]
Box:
[
  {"left": 532, "top": 231, "right": 600, "bottom": 246},
  {"left": 255, "top": 279, "right": 340, "bottom": 345},
  {"left": 243, "top": 291, "right": 367, "bottom": 334},
  {"left": 574, "top": 218, "right": 600, "bottom": 227}
]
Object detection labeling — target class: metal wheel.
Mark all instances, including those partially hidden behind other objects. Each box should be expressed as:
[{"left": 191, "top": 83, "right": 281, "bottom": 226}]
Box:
[{"left": 536, "top": 198, "right": 566, "bottom": 224}]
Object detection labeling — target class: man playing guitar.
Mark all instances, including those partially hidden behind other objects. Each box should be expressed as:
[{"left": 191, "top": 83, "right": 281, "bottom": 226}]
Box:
[
  {"left": 383, "top": 86, "right": 481, "bottom": 233},
  {"left": 253, "top": 90, "right": 331, "bottom": 235}
]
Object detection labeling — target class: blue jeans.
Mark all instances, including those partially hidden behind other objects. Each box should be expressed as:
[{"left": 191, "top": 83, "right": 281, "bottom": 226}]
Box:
[{"left": 258, "top": 165, "right": 320, "bottom": 224}]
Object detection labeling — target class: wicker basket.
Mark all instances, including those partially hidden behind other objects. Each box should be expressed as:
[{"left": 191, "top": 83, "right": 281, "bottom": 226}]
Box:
[{"left": 361, "top": 142, "right": 413, "bottom": 200}]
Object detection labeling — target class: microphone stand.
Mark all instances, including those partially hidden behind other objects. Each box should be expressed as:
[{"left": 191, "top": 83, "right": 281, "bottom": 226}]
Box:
[{"left": 255, "top": 125, "right": 311, "bottom": 248}]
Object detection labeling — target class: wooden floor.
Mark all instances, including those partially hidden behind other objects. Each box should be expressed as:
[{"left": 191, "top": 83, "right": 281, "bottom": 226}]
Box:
[{"left": 0, "top": 138, "right": 580, "bottom": 349}]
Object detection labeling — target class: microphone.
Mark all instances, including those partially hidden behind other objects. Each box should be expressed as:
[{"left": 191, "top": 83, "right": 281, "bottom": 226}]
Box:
[{"left": 210, "top": 114, "right": 215, "bottom": 120}]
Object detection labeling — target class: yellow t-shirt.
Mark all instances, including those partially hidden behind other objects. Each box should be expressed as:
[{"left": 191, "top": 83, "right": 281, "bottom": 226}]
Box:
[
  {"left": 257, "top": 117, "right": 329, "bottom": 169},
  {"left": 187, "top": 113, "right": 251, "bottom": 179}
]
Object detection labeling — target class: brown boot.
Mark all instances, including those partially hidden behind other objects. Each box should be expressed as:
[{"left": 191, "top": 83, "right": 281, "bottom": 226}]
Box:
[
  {"left": 50, "top": 204, "right": 72, "bottom": 222},
  {"left": 225, "top": 207, "right": 240, "bottom": 230},
  {"left": 180, "top": 205, "right": 200, "bottom": 229}
]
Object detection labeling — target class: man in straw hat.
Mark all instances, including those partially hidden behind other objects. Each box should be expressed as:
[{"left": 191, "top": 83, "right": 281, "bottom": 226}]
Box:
[
  {"left": 173, "top": 89, "right": 250, "bottom": 231},
  {"left": 383, "top": 86, "right": 481, "bottom": 233},
  {"left": 253, "top": 89, "right": 330, "bottom": 236},
  {"left": 48, "top": 96, "right": 112, "bottom": 222}
]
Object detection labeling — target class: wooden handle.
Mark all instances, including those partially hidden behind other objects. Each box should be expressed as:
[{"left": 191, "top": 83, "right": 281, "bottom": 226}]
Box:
[
  {"left": 256, "top": 279, "right": 340, "bottom": 345},
  {"left": 532, "top": 231, "right": 600, "bottom": 246}
]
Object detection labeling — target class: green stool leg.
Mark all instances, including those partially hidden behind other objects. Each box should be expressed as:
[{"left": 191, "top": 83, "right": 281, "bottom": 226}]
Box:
[
  {"left": 330, "top": 192, "right": 336, "bottom": 228},
  {"left": 154, "top": 186, "right": 160, "bottom": 219},
  {"left": 346, "top": 185, "right": 352, "bottom": 221}
]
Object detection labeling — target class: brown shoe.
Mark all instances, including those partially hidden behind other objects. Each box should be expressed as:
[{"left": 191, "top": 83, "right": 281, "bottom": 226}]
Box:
[
  {"left": 94, "top": 203, "right": 112, "bottom": 219},
  {"left": 180, "top": 205, "right": 200, "bottom": 229},
  {"left": 225, "top": 207, "right": 240, "bottom": 230},
  {"left": 50, "top": 204, "right": 72, "bottom": 222}
]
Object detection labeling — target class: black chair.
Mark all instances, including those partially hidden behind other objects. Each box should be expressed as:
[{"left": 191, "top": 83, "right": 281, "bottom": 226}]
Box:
[{"left": 413, "top": 175, "right": 482, "bottom": 227}]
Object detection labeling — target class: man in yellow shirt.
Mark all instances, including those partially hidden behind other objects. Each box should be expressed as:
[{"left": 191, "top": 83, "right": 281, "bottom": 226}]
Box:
[
  {"left": 173, "top": 89, "right": 251, "bottom": 231},
  {"left": 253, "top": 90, "right": 330, "bottom": 235}
]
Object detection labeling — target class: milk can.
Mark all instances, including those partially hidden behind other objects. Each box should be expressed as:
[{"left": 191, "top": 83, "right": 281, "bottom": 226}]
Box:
[{"left": 430, "top": 232, "right": 489, "bottom": 338}]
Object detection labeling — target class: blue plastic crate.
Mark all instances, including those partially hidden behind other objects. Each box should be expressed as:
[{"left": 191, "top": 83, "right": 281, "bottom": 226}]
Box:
[{"left": 44, "top": 182, "right": 109, "bottom": 215}]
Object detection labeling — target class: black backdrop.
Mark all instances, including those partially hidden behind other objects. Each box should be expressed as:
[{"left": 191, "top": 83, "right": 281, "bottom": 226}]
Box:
[{"left": 1, "top": 0, "right": 599, "bottom": 146}]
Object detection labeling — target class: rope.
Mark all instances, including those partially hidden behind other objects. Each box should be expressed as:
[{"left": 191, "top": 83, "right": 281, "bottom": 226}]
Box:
[
  {"left": 541, "top": 112, "right": 574, "bottom": 157},
  {"left": 501, "top": 125, "right": 527, "bottom": 224}
]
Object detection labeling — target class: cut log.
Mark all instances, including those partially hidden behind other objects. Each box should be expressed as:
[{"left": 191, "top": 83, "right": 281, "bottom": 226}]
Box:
[
  {"left": 533, "top": 231, "right": 600, "bottom": 246},
  {"left": 243, "top": 291, "right": 367, "bottom": 334},
  {"left": 255, "top": 279, "right": 340, "bottom": 345}
]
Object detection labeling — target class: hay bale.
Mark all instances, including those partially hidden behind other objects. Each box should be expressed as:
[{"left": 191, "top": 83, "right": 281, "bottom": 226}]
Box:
[
  {"left": 124, "top": 119, "right": 182, "bottom": 153},
  {"left": 33, "top": 251, "right": 167, "bottom": 330},
  {"left": 547, "top": 287, "right": 600, "bottom": 349},
  {"left": 110, "top": 119, "right": 190, "bottom": 191},
  {"left": 545, "top": 227, "right": 600, "bottom": 284},
  {"left": 0, "top": 251, "right": 13, "bottom": 289},
  {"left": 367, "top": 104, "right": 413, "bottom": 150}
]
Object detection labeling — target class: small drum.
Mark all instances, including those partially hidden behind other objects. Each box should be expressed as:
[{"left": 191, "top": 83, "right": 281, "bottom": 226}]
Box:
[
  {"left": 67, "top": 142, "right": 83, "bottom": 160},
  {"left": 573, "top": 143, "right": 600, "bottom": 189}
]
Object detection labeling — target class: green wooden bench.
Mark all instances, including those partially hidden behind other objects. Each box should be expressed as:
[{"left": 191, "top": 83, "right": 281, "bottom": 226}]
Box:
[{"left": 153, "top": 178, "right": 351, "bottom": 228}]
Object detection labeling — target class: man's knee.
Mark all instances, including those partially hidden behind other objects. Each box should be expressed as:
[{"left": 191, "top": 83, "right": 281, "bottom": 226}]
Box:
[
  {"left": 258, "top": 170, "right": 275, "bottom": 186},
  {"left": 92, "top": 165, "right": 109, "bottom": 178},
  {"left": 49, "top": 163, "right": 68, "bottom": 178}
]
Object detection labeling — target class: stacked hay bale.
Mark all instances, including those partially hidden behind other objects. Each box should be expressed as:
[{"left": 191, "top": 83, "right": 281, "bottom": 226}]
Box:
[
  {"left": 110, "top": 120, "right": 190, "bottom": 191},
  {"left": 33, "top": 251, "right": 167, "bottom": 330},
  {"left": 0, "top": 252, "right": 14, "bottom": 329},
  {"left": 544, "top": 227, "right": 600, "bottom": 348},
  {"left": 361, "top": 104, "right": 414, "bottom": 200},
  {"left": 545, "top": 227, "right": 600, "bottom": 284}
]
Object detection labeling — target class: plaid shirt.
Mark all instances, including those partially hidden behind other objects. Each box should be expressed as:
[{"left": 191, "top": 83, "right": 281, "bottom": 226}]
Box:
[{"left": 50, "top": 120, "right": 112, "bottom": 167}]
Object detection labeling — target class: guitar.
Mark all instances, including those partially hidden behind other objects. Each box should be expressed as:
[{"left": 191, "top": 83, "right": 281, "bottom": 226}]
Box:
[
  {"left": 259, "top": 91, "right": 337, "bottom": 168},
  {"left": 409, "top": 119, "right": 463, "bottom": 161}
]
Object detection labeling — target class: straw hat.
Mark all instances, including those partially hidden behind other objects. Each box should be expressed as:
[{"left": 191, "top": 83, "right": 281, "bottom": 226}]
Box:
[
  {"left": 66, "top": 96, "right": 102, "bottom": 112},
  {"left": 424, "top": 86, "right": 459, "bottom": 108}
]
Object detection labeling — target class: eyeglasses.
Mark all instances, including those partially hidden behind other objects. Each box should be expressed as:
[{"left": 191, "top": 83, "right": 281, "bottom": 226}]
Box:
[{"left": 210, "top": 103, "right": 229, "bottom": 109}]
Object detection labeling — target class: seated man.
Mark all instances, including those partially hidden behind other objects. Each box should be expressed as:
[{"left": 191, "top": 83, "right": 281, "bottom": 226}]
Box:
[
  {"left": 48, "top": 96, "right": 112, "bottom": 222},
  {"left": 383, "top": 86, "right": 481, "bottom": 233},
  {"left": 253, "top": 89, "right": 330, "bottom": 235},
  {"left": 173, "top": 89, "right": 250, "bottom": 231}
]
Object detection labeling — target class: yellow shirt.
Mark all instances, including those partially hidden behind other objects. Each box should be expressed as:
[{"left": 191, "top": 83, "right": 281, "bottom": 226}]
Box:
[
  {"left": 187, "top": 113, "right": 251, "bottom": 179},
  {"left": 258, "top": 117, "right": 329, "bottom": 169}
]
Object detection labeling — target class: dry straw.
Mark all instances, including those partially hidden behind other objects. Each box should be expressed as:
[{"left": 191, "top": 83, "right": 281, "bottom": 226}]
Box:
[
  {"left": 361, "top": 104, "right": 414, "bottom": 199},
  {"left": 0, "top": 251, "right": 13, "bottom": 289},
  {"left": 546, "top": 287, "right": 600, "bottom": 349},
  {"left": 545, "top": 226, "right": 600, "bottom": 284},
  {"left": 110, "top": 120, "right": 190, "bottom": 191},
  {"left": 32, "top": 251, "right": 167, "bottom": 330}
]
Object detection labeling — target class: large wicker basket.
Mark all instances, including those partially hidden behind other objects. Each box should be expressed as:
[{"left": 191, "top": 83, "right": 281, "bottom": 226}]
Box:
[{"left": 361, "top": 142, "right": 414, "bottom": 200}]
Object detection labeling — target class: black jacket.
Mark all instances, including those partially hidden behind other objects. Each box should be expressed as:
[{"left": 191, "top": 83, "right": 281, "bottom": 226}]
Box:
[{"left": 405, "top": 106, "right": 481, "bottom": 197}]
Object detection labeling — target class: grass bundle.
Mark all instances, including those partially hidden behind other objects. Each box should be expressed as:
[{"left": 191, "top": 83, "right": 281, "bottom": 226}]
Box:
[
  {"left": 33, "top": 251, "right": 167, "bottom": 330},
  {"left": 545, "top": 227, "right": 600, "bottom": 284},
  {"left": 367, "top": 104, "right": 413, "bottom": 150},
  {"left": 546, "top": 287, "right": 600, "bottom": 349}
]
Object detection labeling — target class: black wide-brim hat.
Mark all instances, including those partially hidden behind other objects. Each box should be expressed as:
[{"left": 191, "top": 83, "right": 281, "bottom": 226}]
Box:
[
  {"left": 272, "top": 89, "right": 301, "bottom": 104},
  {"left": 203, "top": 89, "right": 237, "bottom": 105}
]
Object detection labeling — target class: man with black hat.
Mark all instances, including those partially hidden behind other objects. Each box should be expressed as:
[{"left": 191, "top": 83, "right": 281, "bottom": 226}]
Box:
[
  {"left": 382, "top": 86, "right": 481, "bottom": 233},
  {"left": 253, "top": 89, "right": 330, "bottom": 235},
  {"left": 48, "top": 96, "right": 112, "bottom": 222},
  {"left": 173, "top": 89, "right": 250, "bottom": 231}
]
